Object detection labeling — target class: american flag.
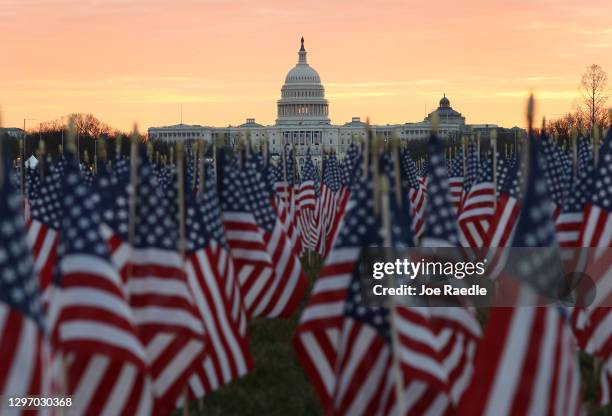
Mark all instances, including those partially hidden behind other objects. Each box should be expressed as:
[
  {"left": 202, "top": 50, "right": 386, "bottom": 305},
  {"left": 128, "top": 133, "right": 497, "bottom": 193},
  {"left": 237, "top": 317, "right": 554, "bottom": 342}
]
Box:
[
  {"left": 458, "top": 152, "right": 496, "bottom": 247},
  {"left": 485, "top": 154, "right": 522, "bottom": 248},
  {"left": 419, "top": 134, "right": 482, "bottom": 410},
  {"left": 458, "top": 138, "right": 581, "bottom": 416},
  {"left": 295, "top": 174, "right": 395, "bottom": 414},
  {"left": 400, "top": 148, "right": 426, "bottom": 239},
  {"left": 296, "top": 152, "right": 320, "bottom": 251},
  {"left": 48, "top": 161, "right": 153, "bottom": 415},
  {"left": 184, "top": 165, "right": 253, "bottom": 397},
  {"left": 573, "top": 129, "right": 612, "bottom": 405},
  {"left": 389, "top": 150, "right": 478, "bottom": 415},
  {"left": 461, "top": 140, "right": 479, "bottom": 209},
  {"left": 556, "top": 137, "right": 594, "bottom": 247},
  {"left": 103, "top": 157, "right": 207, "bottom": 413},
  {"left": 241, "top": 156, "right": 307, "bottom": 317},
  {"left": 26, "top": 164, "right": 62, "bottom": 308},
  {"left": 448, "top": 151, "right": 464, "bottom": 216},
  {"left": 24, "top": 166, "right": 40, "bottom": 223},
  {"left": 482, "top": 154, "right": 522, "bottom": 281},
  {"left": 0, "top": 161, "right": 49, "bottom": 405},
  {"left": 457, "top": 305, "right": 582, "bottom": 416},
  {"left": 262, "top": 150, "right": 303, "bottom": 256},
  {"left": 541, "top": 135, "right": 570, "bottom": 219},
  {"left": 219, "top": 153, "right": 277, "bottom": 318},
  {"left": 317, "top": 153, "right": 350, "bottom": 256},
  {"left": 422, "top": 135, "right": 459, "bottom": 247}
]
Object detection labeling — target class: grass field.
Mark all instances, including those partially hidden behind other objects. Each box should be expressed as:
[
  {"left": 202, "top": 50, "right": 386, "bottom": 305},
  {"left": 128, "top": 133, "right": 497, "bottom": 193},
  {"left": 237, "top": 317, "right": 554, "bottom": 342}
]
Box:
[{"left": 180, "top": 257, "right": 611, "bottom": 416}]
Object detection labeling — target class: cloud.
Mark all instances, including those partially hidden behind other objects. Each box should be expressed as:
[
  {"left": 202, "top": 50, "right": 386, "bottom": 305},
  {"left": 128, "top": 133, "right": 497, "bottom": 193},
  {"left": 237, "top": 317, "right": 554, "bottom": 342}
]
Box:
[
  {"left": 327, "top": 79, "right": 443, "bottom": 88},
  {"left": 496, "top": 90, "right": 578, "bottom": 100},
  {"left": 326, "top": 91, "right": 399, "bottom": 99}
]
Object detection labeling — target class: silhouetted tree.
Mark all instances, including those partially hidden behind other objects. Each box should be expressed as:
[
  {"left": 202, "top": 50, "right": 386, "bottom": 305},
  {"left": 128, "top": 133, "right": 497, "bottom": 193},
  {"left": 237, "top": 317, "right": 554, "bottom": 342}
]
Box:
[{"left": 580, "top": 64, "right": 609, "bottom": 133}]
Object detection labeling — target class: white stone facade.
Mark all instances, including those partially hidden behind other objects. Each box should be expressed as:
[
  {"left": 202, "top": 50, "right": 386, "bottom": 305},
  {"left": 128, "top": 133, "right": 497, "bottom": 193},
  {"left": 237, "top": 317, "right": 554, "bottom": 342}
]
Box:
[{"left": 148, "top": 38, "right": 500, "bottom": 165}]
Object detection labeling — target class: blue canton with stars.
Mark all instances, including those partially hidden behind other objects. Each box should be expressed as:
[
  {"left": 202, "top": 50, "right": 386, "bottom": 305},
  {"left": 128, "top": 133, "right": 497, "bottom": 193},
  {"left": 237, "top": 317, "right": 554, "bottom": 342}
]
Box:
[
  {"left": 424, "top": 135, "right": 459, "bottom": 246},
  {"left": 301, "top": 153, "right": 320, "bottom": 198},
  {"left": 400, "top": 148, "right": 420, "bottom": 189},
  {"left": 134, "top": 161, "right": 178, "bottom": 250},
  {"left": 241, "top": 157, "right": 278, "bottom": 232},
  {"left": 29, "top": 167, "right": 63, "bottom": 231},
  {"left": 541, "top": 135, "right": 570, "bottom": 208},
  {"left": 186, "top": 164, "right": 230, "bottom": 253},
  {"left": 322, "top": 154, "right": 342, "bottom": 192},
  {"left": 336, "top": 176, "right": 390, "bottom": 340},
  {"left": 448, "top": 151, "right": 464, "bottom": 178},
  {"left": 56, "top": 162, "right": 112, "bottom": 278},
  {"left": 463, "top": 140, "right": 479, "bottom": 194},
  {"left": 591, "top": 128, "right": 612, "bottom": 212},
  {"left": 509, "top": 137, "right": 563, "bottom": 297},
  {"left": 0, "top": 160, "right": 44, "bottom": 328},
  {"left": 563, "top": 137, "right": 594, "bottom": 213}
]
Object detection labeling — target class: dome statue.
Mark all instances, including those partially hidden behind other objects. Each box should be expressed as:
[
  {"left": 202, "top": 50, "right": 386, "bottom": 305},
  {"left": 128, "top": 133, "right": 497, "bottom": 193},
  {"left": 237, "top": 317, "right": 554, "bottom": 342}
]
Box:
[{"left": 276, "top": 37, "right": 330, "bottom": 126}]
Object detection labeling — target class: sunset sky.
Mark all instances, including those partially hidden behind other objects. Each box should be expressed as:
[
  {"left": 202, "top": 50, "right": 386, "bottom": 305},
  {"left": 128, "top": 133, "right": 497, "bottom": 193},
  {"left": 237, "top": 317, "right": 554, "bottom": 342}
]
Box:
[{"left": 2, "top": 0, "right": 612, "bottom": 132}]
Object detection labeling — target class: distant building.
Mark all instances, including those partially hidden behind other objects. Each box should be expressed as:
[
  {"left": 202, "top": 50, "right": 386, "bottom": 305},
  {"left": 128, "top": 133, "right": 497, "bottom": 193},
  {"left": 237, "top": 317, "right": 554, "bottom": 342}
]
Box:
[
  {"left": 0, "top": 127, "right": 25, "bottom": 138},
  {"left": 148, "top": 38, "right": 523, "bottom": 164}
]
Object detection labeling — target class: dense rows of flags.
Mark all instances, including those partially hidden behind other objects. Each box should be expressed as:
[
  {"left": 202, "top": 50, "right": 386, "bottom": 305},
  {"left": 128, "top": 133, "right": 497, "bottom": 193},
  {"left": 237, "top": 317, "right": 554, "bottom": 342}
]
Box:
[{"left": 1, "top": 103, "right": 611, "bottom": 415}]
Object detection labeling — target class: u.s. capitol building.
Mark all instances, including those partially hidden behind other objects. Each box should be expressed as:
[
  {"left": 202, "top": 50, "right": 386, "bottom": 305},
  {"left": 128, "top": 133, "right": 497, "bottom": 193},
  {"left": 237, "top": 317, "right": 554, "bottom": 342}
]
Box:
[{"left": 148, "top": 38, "right": 518, "bottom": 163}]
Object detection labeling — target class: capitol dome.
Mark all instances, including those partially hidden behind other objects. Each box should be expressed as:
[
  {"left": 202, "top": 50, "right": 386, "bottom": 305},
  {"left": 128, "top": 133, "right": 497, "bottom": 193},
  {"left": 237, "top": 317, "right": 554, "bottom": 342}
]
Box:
[
  {"left": 276, "top": 37, "right": 330, "bottom": 126},
  {"left": 439, "top": 94, "right": 450, "bottom": 108}
]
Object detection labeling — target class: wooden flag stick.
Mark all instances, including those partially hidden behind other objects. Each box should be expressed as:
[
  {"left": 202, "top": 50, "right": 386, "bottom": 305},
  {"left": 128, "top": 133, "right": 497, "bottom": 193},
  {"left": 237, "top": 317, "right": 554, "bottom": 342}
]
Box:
[
  {"left": 380, "top": 174, "right": 405, "bottom": 415},
  {"left": 94, "top": 137, "right": 99, "bottom": 174},
  {"left": 175, "top": 141, "right": 191, "bottom": 416},
  {"left": 115, "top": 134, "right": 122, "bottom": 161},
  {"left": 372, "top": 135, "right": 382, "bottom": 216},
  {"left": 462, "top": 135, "right": 467, "bottom": 177},
  {"left": 192, "top": 140, "right": 199, "bottom": 191},
  {"left": 363, "top": 118, "right": 371, "bottom": 177},
  {"left": 98, "top": 137, "right": 107, "bottom": 173},
  {"left": 176, "top": 142, "right": 186, "bottom": 260},
  {"left": 198, "top": 140, "right": 206, "bottom": 196},
  {"left": 571, "top": 128, "right": 578, "bottom": 177},
  {"left": 66, "top": 119, "right": 77, "bottom": 156},
  {"left": 128, "top": 125, "right": 139, "bottom": 251},
  {"left": 391, "top": 130, "right": 402, "bottom": 209},
  {"left": 20, "top": 125, "right": 25, "bottom": 198},
  {"left": 520, "top": 94, "right": 535, "bottom": 197},
  {"left": 38, "top": 140, "right": 46, "bottom": 182},
  {"left": 593, "top": 125, "right": 600, "bottom": 168}
]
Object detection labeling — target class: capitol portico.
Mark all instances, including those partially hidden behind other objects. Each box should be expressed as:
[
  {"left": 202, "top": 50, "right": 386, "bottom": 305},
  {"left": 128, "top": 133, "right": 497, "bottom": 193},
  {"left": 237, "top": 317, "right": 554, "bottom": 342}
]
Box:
[{"left": 148, "top": 38, "right": 512, "bottom": 164}]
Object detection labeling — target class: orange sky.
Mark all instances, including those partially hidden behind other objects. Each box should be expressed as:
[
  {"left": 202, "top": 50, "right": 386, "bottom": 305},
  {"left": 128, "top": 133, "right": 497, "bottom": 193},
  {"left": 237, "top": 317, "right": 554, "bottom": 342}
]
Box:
[{"left": 2, "top": 0, "right": 611, "bottom": 132}]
